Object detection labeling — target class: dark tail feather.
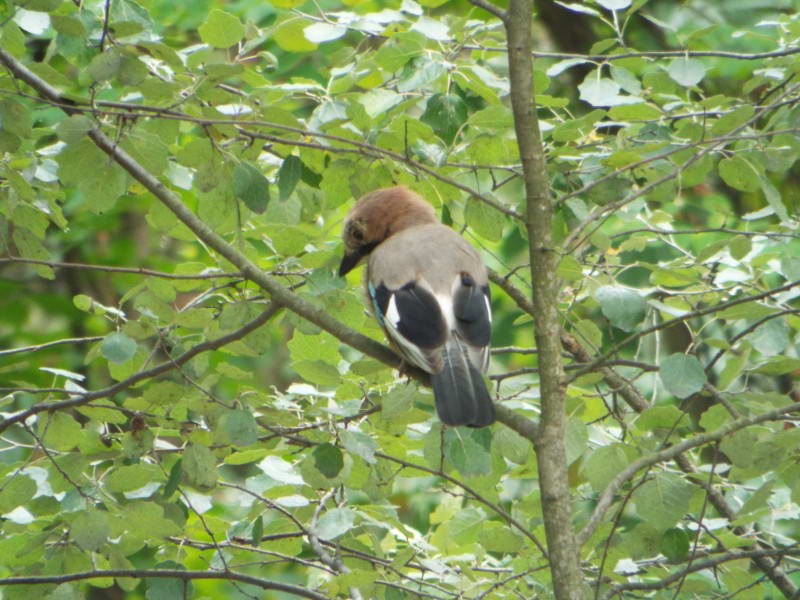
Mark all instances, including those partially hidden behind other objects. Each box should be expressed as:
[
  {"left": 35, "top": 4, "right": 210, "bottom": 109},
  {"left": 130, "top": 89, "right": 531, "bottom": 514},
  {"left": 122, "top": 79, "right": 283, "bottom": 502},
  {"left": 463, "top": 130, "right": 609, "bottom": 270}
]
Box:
[{"left": 431, "top": 336, "right": 495, "bottom": 427}]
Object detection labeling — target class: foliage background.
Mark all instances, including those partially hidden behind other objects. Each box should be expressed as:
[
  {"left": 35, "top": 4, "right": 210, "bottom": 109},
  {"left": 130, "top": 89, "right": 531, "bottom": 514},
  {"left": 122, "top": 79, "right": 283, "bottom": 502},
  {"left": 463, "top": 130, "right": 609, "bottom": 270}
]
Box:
[{"left": 1, "top": 0, "right": 800, "bottom": 598}]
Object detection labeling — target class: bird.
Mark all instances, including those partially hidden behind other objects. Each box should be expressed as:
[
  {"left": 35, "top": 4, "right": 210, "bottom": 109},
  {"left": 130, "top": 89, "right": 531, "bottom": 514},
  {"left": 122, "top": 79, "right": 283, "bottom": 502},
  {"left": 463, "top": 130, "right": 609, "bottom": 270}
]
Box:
[{"left": 338, "top": 185, "right": 495, "bottom": 427}]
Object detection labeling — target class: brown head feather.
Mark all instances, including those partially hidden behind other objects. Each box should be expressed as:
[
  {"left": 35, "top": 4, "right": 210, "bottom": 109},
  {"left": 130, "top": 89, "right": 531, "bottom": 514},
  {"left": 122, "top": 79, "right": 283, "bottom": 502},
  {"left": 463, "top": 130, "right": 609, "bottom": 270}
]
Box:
[{"left": 339, "top": 186, "right": 438, "bottom": 276}]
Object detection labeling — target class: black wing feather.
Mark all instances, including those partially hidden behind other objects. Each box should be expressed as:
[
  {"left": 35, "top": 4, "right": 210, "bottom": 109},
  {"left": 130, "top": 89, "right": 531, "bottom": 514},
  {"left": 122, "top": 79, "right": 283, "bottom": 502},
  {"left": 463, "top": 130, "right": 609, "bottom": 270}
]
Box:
[
  {"left": 453, "top": 273, "right": 491, "bottom": 347},
  {"left": 393, "top": 281, "right": 447, "bottom": 349}
]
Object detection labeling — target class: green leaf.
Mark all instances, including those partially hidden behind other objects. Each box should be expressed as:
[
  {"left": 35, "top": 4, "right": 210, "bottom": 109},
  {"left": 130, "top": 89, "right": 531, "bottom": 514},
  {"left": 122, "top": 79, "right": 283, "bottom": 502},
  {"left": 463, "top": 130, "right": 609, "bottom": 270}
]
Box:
[
  {"left": 22, "top": 0, "right": 61, "bottom": 10},
  {"left": 0, "top": 130, "right": 20, "bottom": 152},
  {"left": 277, "top": 155, "right": 303, "bottom": 201},
  {"left": 761, "top": 178, "right": 790, "bottom": 223},
  {"left": 162, "top": 460, "right": 182, "bottom": 499},
  {"left": 56, "top": 115, "right": 93, "bottom": 144},
  {"left": 729, "top": 235, "right": 751, "bottom": 260},
  {"left": 314, "top": 507, "right": 355, "bottom": 540},
  {"left": 42, "top": 412, "right": 82, "bottom": 451},
  {"left": 146, "top": 561, "right": 191, "bottom": 600},
  {"left": 717, "top": 349, "right": 749, "bottom": 390},
  {"left": 710, "top": 105, "right": 755, "bottom": 136},
  {"left": 469, "top": 105, "right": 513, "bottom": 130},
  {"left": 397, "top": 57, "right": 446, "bottom": 93},
  {"left": 88, "top": 49, "right": 122, "bottom": 82},
  {"left": 0, "top": 98, "right": 31, "bottom": 138},
  {"left": 681, "top": 153, "right": 713, "bottom": 187},
  {"left": 83, "top": 164, "right": 128, "bottom": 213},
  {"left": 753, "top": 356, "right": 800, "bottom": 376},
  {"left": 72, "top": 510, "right": 110, "bottom": 551},
  {"left": 0, "top": 474, "right": 36, "bottom": 513},
  {"left": 660, "top": 528, "right": 689, "bottom": 561},
  {"left": 465, "top": 199, "right": 505, "bottom": 242},
  {"left": 659, "top": 353, "right": 707, "bottom": 399},
  {"left": 583, "top": 445, "right": 628, "bottom": 493},
  {"left": 636, "top": 405, "right": 684, "bottom": 432},
  {"left": 101, "top": 332, "right": 137, "bottom": 365},
  {"left": 780, "top": 255, "right": 800, "bottom": 281},
  {"left": 106, "top": 464, "right": 160, "bottom": 493},
  {"left": 183, "top": 443, "right": 218, "bottom": 489},
  {"left": 595, "top": 285, "right": 646, "bottom": 332},
  {"left": 699, "top": 404, "right": 730, "bottom": 432},
  {"left": 294, "top": 360, "right": 342, "bottom": 386},
  {"left": 445, "top": 428, "right": 491, "bottom": 477},
  {"left": 251, "top": 516, "right": 263, "bottom": 546},
  {"left": 141, "top": 381, "right": 186, "bottom": 406},
  {"left": 198, "top": 9, "right": 245, "bottom": 48},
  {"left": 12, "top": 227, "right": 53, "bottom": 278},
  {"left": 118, "top": 53, "right": 148, "bottom": 85},
  {"left": 233, "top": 161, "right": 270, "bottom": 214},
  {"left": 494, "top": 426, "right": 529, "bottom": 465},
  {"left": 718, "top": 302, "right": 777, "bottom": 321},
  {"left": 565, "top": 417, "right": 588, "bottom": 465},
  {"left": 376, "top": 386, "right": 412, "bottom": 421},
  {"left": 668, "top": 58, "right": 706, "bottom": 87},
  {"left": 557, "top": 255, "right": 583, "bottom": 282},
  {"left": 608, "top": 102, "right": 661, "bottom": 120},
  {"left": 51, "top": 14, "right": 87, "bottom": 36},
  {"left": 737, "top": 480, "right": 775, "bottom": 520},
  {"left": 374, "top": 32, "right": 425, "bottom": 71},
  {"left": 479, "top": 522, "right": 523, "bottom": 553},
  {"left": 747, "top": 318, "right": 789, "bottom": 356},
  {"left": 421, "top": 94, "right": 467, "bottom": 144},
  {"left": 274, "top": 19, "right": 318, "bottom": 52},
  {"left": 718, "top": 155, "right": 760, "bottom": 192},
  {"left": 314, "top": 443, "right": 344, "bottom": 478},
  {"left": 221, "top": 409, "right": 259, "bottom": 446},
  {"left": 573, "top": 318, "right": 602, "bottom": 350},
  {"left": 449, "top": 507, "right": 485, "bottom": 544},
  {"left": 341, "top": 430, "right": 377, "bottom": 465},
  {"left": 267, "top": 0, "right": 306, "bottom": 7},
  {"left": 633, "top": 472, "right": 692, "bottom": 531},
  {"left": 49, "top": 584, "right": 81, "bottom": 600}
]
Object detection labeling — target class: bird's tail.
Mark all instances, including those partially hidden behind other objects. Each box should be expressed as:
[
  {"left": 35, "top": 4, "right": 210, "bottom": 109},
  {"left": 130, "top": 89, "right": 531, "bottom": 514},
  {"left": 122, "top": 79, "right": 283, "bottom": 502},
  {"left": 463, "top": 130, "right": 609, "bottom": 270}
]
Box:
[{"left": 431, "top": 334, "right": 495, "bottom": 427}]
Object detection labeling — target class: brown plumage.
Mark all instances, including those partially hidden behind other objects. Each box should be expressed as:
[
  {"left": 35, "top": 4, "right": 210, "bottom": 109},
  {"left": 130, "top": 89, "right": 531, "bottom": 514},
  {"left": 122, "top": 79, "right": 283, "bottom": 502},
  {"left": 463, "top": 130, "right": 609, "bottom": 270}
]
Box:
[{"left": 339, "top": 186, "right": 495, "bottom": 427}]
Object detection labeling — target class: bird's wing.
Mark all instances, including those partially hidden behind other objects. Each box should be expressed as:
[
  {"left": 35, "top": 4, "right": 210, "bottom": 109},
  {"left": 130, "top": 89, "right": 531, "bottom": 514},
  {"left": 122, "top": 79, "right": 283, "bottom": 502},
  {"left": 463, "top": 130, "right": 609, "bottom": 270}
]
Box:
[
  {"left": 368, "top": 279, "right": 447, "bottom": 374},
  {"left": 452, "top": 271, "right": 492, "bottom": 372}
]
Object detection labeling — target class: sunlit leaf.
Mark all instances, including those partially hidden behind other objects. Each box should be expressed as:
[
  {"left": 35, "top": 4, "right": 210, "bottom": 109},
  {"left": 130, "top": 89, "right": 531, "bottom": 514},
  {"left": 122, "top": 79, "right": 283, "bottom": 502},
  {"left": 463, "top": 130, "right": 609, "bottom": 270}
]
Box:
[
  {"left": 668, "top": 58, "right": 706, "bottom": 87},
  {"left": 198, "top": 9, "right": 244, "bottom": 48}
]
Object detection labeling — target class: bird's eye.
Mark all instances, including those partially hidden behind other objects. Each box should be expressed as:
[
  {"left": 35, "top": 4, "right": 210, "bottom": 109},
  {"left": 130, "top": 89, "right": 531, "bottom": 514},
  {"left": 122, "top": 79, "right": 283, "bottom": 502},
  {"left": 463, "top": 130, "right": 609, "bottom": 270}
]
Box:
[{"left": 352, "top": 228, "right": 364, "bottom": 242}]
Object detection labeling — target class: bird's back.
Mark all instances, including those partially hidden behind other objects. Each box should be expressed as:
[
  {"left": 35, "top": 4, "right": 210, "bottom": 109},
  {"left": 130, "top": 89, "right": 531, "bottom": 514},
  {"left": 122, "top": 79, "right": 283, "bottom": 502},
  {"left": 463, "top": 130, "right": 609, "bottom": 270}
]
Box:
[{"left": 367, "top": 223, "right": 487, "bottom": 295}]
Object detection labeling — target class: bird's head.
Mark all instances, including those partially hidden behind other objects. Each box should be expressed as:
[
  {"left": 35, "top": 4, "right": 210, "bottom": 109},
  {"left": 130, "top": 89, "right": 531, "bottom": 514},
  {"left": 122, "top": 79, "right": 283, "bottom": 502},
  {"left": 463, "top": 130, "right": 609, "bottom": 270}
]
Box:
[{"left": 338, "top": 186, "right": 437, "bottom": 276}]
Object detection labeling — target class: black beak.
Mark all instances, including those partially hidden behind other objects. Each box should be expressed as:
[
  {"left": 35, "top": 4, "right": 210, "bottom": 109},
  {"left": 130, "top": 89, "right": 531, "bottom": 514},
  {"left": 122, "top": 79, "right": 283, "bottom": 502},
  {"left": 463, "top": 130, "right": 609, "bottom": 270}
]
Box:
[{"left": 339, "top": 251, "right": 361, "bottom": 277}]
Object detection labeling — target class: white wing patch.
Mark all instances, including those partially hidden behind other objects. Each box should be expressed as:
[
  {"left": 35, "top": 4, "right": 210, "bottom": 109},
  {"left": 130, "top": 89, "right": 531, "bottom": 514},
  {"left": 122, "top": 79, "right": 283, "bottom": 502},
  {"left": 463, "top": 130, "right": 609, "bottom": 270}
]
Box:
[{"left": 435, "top": 292, "right": 456, "bottom": 332}]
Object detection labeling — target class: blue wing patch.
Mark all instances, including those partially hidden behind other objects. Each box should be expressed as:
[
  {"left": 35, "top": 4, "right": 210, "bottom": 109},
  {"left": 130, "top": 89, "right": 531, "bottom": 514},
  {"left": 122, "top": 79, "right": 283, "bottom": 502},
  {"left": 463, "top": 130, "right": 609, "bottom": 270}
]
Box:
[{"left": 368, "top": 280, "right": 388, "bottom": 327}]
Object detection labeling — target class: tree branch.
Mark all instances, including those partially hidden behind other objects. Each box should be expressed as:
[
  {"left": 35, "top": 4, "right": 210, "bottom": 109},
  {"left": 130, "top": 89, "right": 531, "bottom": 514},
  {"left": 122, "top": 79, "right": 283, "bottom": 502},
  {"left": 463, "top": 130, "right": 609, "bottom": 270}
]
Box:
[
  {"left": 504, "top": 0, "right": 585, "bottom": 597},
  {"left": 0, "top": 256, "right": 249, "bottom": 279},
  {"left": 0, "top": 569, "right": 328, "bottom": 599},
  {"left": 468, "top": 0, "right": 507, "bottom": 21},
  {"left": 0, "top": 336, "right": 104, "bottom": 358}
]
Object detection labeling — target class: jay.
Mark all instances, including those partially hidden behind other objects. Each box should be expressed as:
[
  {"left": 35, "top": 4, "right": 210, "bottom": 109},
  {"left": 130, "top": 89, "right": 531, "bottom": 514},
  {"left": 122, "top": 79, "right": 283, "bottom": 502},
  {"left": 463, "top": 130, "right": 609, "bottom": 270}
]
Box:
[{"left": 339, "top": 186, "right": 495, "bottom": 427}]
